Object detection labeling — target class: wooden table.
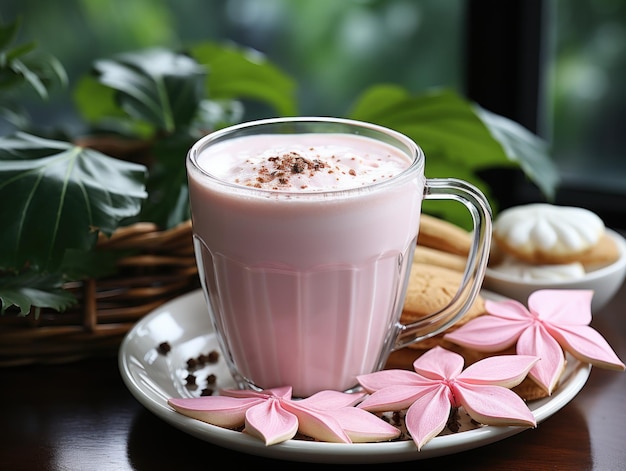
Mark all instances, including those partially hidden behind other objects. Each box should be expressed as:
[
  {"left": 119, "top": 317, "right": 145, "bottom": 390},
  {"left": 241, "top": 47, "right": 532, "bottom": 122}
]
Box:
[{"left": 2, "top": 285, "right": 625, "bottom": 471}]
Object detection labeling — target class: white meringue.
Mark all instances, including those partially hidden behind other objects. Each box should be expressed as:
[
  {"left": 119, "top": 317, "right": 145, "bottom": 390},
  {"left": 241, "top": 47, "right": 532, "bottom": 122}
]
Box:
[
  {"left": 490, "top": 256, "right": 586, "bottom": 281},
  {"left": 493, "top": 203, "right": 605, "bottom": 260}
]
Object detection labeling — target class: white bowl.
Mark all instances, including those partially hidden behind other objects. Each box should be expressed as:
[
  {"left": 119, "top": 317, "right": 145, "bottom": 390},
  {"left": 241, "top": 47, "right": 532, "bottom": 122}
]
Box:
[{"left": 483, "top": 228, "right": 626, "bottom": 313}]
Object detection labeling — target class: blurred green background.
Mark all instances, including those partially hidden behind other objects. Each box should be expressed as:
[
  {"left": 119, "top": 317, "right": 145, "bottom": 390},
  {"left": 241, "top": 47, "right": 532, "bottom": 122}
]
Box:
[
  {"left": 2, "top": 0, "right": 625, "bottom": 197},
  {"left": 1, "top": 0, "right": 463, "bottom": 129}
]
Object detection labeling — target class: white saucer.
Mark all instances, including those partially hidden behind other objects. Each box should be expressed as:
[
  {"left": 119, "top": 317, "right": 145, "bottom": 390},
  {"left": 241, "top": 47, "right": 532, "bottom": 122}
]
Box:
[{"left": 118, "top": 289, "right": 591, "bottom": 464}]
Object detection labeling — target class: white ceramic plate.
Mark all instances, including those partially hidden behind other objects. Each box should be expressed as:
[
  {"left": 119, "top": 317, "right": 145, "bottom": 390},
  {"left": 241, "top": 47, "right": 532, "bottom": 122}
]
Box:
[{"left": 118, "top": 289, "right": 591, "bottom": 464}]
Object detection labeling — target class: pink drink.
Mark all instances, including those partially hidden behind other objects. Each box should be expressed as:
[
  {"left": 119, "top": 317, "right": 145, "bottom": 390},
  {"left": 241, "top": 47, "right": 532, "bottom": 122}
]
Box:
[{"left": 187, "top": 131, "right": 422, "bottom": 397}]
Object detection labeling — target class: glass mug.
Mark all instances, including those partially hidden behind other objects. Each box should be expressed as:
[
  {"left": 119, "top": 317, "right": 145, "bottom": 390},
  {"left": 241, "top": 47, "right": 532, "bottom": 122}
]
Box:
[{"left": 186, "top": 117, "right": 492, "bottom": 398}]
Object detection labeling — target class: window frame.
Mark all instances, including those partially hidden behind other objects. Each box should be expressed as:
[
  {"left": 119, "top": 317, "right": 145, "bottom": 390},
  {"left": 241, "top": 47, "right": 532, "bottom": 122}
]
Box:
[{"left": 464, "top": 0, "right": 626, "bottom": 229}]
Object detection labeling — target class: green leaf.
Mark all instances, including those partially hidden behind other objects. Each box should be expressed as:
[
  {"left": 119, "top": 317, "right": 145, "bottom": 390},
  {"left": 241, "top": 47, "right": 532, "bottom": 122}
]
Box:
[
  {"left": 350, "top": 86, "right": 508, "bottom": 169},
  {"left": 74, "top": 76, "right": 126, "bottom": 123},
  {"left": 10, "top": 58, "right": 48, "bottom": 98},
  {"left": 73, "top": 76, "right": 155, "bottom": 139},
  {"left": 3, "top": 41, "right": 36, "bottom": 64},
  {"left": 139, "top": 132, "right": 195, "bottom": 228},
  {"left": 0, "top": 19, "right": 67, "bottom": 100},
  {"left": 349, "top": 85, "right": 559, "bottom": 225},
  {"left": 475, "top": 105, "right": 560, "bottom": 200},
  {"left": 91, "top": 48, "right": 207, "bottom": 132},
  {"left": 420, "top": 158, "right": 495, "bottom": 231},
  {"left": 0, "top": 271, "right": 76, "bottom": 315},
  {"left": 0, "top": 244, "right": 126, "bottom": 315},
  {"left": 348, "top": 86, "right": 504, "bottom": 225},
  {"left": 192, "top": 98, "right": 245, "bottom": 132},
  {"left": 349, "top": 84, "right": 411, "bottom": 118},
  {"left": 191, "top": 42, "right": 298, "bottom": 117},
  {"left": 0, "top": 132, "right": 148, "bottom": 272},
  {"left": 60, "top": 247, "right": 123, "bottom": 281},
  {"left": 0, "top": 18, "right": 20, "bottom": 52},
  {"left": 0, "top": 104, "right": 30, "bottom": 129}
]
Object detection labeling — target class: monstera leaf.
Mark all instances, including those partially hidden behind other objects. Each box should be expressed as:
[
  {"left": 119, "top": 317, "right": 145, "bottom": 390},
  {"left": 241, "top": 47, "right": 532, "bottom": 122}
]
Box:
[
  {"left": 73, "top": 45, "right": 298, "bottom": 229},
  {"left": 0, "top": 132, "right": 147, "bottom": 272},
  {"left": 93, "top": 48, "right": 206, "bottom": 132}
]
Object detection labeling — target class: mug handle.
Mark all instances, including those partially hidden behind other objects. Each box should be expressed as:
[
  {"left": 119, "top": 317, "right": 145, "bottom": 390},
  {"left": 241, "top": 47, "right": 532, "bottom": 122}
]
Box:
[{"left": 393, "top": 177, "right": 492, "bottom": 350}]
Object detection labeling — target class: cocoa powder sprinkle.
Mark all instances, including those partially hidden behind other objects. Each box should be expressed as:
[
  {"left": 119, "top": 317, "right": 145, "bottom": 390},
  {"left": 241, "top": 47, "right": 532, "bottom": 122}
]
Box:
[{"left": 244, "top": 151, "right": 339, "bottom": 188}]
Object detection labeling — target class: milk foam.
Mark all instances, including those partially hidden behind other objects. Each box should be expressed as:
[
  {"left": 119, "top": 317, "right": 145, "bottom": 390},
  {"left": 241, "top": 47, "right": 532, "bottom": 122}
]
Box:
[{"left": 199, "top": 133, "right": 411, "bottom": 191}]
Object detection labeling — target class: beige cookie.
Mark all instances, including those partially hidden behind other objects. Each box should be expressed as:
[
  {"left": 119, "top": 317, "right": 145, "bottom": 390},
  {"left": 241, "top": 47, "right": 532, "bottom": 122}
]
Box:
[
  {"left": 417, "top": 214, "right": 472, "bottom": 256},
  {"left": 493, "top": 235, "right": 596, "bottom": 265},
  {"left": 512, "top": 376, "right": 552, "bottom": 401},
  {"left": 413, "top": 245, "right": 467, "bottom": 272},
  {"left": 392, "top": 261, "right": 556, "bottom": 402},
  {"left": 400, "top": 263, "right": 486, "bottom": 350},
  {"left": 487, "top": 240, "right": 507, "bottom": 267},
  {"left": 578, "top": 233, "right": 621, "bottom": 270}
]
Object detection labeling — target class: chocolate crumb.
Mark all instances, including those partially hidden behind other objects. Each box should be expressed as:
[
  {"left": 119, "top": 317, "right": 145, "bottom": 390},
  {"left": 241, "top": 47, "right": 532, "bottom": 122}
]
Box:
[
  {"left": 392, "top": 411, "right": 402, "bottom": 426},
  {"left": 447, "top": 407, "right": 461, "bottom": 433},
  {"left": 157, "top": 342, "right": 171, "bottom": 355},
  {"left": 185, "top": 373, "right": 197, "bottom": 387},
  {"left": 246, "top": 152, "right": 328, "bottom": 188},
  {"left": 201, "top": 388, "right": 215, "bottom": 396},
  {"left": 206, "top": 373, "right": 217, "bottom": 384},
  {"left": 291, "top": 158, "right": 307, "bottom": 174},
  {"left": 186, "top": 358, "right": 198, "bottom": 370},
  {"left": 207, "top": 350, "right": 220, "bottom": 363}
]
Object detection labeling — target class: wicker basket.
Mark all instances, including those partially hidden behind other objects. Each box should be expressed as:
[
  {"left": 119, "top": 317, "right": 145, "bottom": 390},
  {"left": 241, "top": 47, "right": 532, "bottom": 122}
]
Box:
[{"left": 0, "top": 220, "right": 200, "bottom": 366}]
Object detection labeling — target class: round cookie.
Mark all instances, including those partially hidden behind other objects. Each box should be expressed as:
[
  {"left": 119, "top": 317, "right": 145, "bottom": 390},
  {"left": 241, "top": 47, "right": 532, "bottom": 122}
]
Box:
[
  {"left": 412, "top": 245, "right": 468, "bottom": 273},
  {"left": 401, "top": 263, "right": 486, "bottom": 350},
  {"left": 512, "top": 376, "right": 552, "bottom": 401},
  {"left": 417, "top": 214, "right": 473, "bottom": 256},
  {"left": 578, "top": 232, "right": 621, "bottom": 270},
  {"left": 493, "top": 203, "right": 605, "bottom": 264}
]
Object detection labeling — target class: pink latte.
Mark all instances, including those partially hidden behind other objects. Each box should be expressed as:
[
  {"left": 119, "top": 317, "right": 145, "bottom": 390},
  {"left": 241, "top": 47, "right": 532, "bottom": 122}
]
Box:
[{"left": 187, "top": 132, "right": 423, "bottom": 397}]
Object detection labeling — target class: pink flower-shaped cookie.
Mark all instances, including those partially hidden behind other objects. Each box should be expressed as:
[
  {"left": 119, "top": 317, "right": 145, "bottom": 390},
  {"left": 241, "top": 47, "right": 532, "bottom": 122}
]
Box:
[
  {"left": 168, "top": 385, "right": 400, "bottom": 445},
  {"left": 357, "top": 346, "right": 538, "bottom": 450},
  {"left": 444, "top": 289, "right": 625, "bottom": 393}
]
